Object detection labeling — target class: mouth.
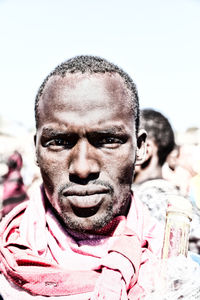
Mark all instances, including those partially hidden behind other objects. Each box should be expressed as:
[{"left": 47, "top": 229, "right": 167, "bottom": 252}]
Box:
[
  {"left": 62, "top": 187, "right": 110, "bottom": 218},
  {"left": 70, "top": 198, "right": 103, "bottom": 218}
]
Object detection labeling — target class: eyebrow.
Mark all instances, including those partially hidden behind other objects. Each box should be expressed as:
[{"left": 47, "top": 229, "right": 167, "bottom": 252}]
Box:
[
  {"left": 87, "top": 129, "right": 128, "bottom": 138},
  {"left": 41, "top": 128, "right": 75, "bottom": 138},
  {"left": 96, "top": 125, "right": 127, "bottom": 133},
  {"left": 41, "top": 125, "right": 129, "bottom": 136}
]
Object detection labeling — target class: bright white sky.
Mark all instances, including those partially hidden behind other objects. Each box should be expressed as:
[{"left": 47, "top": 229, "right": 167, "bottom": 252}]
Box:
[{"left": 0, "top": 0, "right": 200, "bottom": 133}]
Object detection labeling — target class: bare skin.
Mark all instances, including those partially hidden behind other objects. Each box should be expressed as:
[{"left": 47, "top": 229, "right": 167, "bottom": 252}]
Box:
[
  {"left": 134, "top": 139, "right": 162, "bottom": 184},
  {"left": 35, "top": 72, "right": 146, "bottom": 233}
]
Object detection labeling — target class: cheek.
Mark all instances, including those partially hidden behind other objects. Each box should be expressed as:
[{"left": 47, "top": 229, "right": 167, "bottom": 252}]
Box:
[
  {"left": 37, "top": 147, "right": 65, "bottom": 172},
  {"left": 104, "top": 147, "right": 135, "bottom": 186},
  {"left": 37, "top": 149, "right": 66, "bottom": 190},
  {"left": 118, "top": 163, "right": 134, "bottom": 185}
]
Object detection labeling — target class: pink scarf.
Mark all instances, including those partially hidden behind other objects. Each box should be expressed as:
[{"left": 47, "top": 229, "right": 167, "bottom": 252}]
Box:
[{"left": 0, "top": 186, "right": 162, "bottom": 299}]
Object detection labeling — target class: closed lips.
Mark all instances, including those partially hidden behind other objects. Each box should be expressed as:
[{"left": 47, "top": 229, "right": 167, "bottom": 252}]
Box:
[
  {"left": 68, "top": 194, "right": 104, "bottom": 208},
  {"left": 62, "top": 186, "right": 110, "bottom": 197},
  {"left": 61, "top": 187, "right": 108, "bottom": 210}
]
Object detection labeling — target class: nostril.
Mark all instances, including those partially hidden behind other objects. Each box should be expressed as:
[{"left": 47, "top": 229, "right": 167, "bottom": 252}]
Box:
[{"left": 69, "top": 173, "right": 99, "bottom": 185}]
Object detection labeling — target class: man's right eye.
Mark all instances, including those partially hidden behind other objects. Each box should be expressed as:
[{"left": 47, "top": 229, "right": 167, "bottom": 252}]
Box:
[{"left": 42, "top": 138, "right": 76, "bottom": 150}]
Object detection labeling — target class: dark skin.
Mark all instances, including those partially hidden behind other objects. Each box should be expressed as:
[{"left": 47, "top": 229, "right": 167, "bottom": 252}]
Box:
[
  {"left": 35, "top": 72, "right": 146, "bottom": 233},
  {"left": 134, "top": 139, "right": 162, "bottom": 183}
]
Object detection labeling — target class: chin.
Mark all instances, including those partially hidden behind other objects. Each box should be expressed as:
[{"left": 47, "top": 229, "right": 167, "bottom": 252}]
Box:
[{"left": 61, "top": 210, "right": 113, "bottom": 233}]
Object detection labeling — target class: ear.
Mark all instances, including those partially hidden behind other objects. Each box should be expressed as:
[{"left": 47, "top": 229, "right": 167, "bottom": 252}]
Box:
[
  {"left": 34, "top": 134, "right": 39, "bottom": 166},
  {"left": 34, "top": 134, "right": 36, "bottom": 146},
  {"left": 145, "top": 139, "right": 155, "bottom": 160},
  {"left": 135, "top": 129, "right": 147, "bottom": 166}
]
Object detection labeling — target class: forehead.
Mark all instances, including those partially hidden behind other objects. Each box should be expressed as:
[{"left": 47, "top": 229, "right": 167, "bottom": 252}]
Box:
[{"left": 38, "top": 72, "right": 134, "bottom": 129}]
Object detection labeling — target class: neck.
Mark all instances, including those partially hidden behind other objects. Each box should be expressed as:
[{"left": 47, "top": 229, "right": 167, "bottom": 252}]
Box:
[{"left": 134, "top": 156, "right": 162, "bottom": 184}]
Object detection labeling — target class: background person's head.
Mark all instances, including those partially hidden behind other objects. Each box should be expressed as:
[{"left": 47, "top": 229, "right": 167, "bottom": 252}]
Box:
[
  {"left": 134, "top": 108, "right": 175, "bottom": 184},
  {"left": 7, "top": 151, "right": 23, "bottom": 171},
  {"left": 34, "top": 55, "right": 146, "bottom": 233}
]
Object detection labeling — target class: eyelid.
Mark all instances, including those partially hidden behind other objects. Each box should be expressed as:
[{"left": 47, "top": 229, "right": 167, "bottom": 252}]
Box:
[
  {"left": 88, "top": 132, "right": 128, "bottom": 147},
  {"left": 41, "top": 133, "right": 78, "bottom": 149}
]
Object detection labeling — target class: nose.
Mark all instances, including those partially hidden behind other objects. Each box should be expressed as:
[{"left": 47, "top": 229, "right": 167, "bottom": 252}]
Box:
[{"left": 69, "top": 139, "right": 100, "bottom": 182}]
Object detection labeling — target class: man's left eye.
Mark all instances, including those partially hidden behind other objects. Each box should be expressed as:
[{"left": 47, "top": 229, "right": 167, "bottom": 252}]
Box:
[
  {"left": 100, "top": 137, "right": 121, "bottom": 144},
  {"left": 93, "top": 136, "right": 126, "bottom": 148}
]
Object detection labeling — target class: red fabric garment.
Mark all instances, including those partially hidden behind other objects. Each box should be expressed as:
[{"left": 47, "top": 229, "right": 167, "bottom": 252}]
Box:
[{"left": 0, "top": 186, "right": 163, "bottom": 299}]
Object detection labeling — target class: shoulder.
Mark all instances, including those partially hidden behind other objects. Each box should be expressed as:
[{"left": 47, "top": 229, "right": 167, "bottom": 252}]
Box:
[{"left": 133, "top": 179, "right": 179, "bottom": 197}]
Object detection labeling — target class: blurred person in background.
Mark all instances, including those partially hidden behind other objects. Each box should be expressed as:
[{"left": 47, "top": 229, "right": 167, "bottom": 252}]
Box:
[
  {"left": 134, "top": 111, "right": 200, "bottom": 257},
  {"left": 0, "top": 150, "right": 28, "bottom": 219},
  {"left": 164, "top": 127, "right": 200, "bottom": 205},
  {"left": 133, "top": 108, "right": 180, "bottom": 225},
  {"left": 164, "top": 128, "right": 200, "bottom": 255}
]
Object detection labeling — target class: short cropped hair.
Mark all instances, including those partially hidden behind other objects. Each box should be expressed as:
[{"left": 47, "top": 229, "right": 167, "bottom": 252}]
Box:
[
  {"left": 35, "top": 55, "right": 140, "bottom": 133},
  {"left": 140, "top": 108, "right": 175, "bottom": 166}
]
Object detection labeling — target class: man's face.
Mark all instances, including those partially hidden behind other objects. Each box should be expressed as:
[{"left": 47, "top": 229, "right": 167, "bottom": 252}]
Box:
[{"left": 35, "top": 72, "right": 139, "bottom": 232}]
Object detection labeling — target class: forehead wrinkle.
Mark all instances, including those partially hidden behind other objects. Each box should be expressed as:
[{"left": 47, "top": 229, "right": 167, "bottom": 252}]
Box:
[
  {"left": 40, "top": 76, "right": 105, "bottom": 116},
  {"left": 41, "top": 72, "right": 132, "bottom": 107},
  {"left": 38, "top": 72, "right": 135, "bottom": 132}
]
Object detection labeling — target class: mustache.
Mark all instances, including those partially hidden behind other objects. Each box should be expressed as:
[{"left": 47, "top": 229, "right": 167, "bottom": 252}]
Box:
[{"left": 58, "top": 180, "right": 114, "bottom": 197}]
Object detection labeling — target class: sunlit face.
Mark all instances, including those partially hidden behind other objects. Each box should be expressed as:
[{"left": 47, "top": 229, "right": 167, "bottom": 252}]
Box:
[{"left": 35, "top": 72, "right": 140, "bottom": 233}]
